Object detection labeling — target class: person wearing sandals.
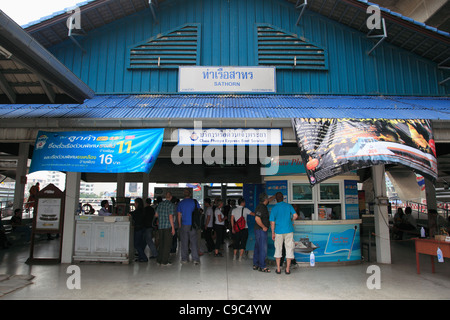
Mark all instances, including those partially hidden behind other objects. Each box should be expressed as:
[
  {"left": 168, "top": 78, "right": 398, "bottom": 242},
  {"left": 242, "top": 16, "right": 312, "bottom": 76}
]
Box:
[
  {"left": 253, "top": 193, "right": 275, "bottom": 273},
  {"left": 270, "top": 192, "right": 298, "bottom": 275}
]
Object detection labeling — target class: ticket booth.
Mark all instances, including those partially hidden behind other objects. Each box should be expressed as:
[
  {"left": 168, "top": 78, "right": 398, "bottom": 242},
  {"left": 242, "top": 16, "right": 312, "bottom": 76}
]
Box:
[{"left": 262, "top": 156, "right": 362, "bottom": 265}]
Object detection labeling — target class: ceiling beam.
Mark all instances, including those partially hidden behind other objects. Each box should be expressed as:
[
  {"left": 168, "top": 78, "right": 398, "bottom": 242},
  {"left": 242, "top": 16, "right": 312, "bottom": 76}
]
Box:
[
  {"left": 38, "top": 77, "right": 56, "bottom": 103},
  {"left": 0, "top": 71, "right": 16, "bottom": 103}
]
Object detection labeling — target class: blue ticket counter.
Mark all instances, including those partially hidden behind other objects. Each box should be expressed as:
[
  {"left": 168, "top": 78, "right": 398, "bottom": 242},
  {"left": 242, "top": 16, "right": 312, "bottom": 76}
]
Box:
[{"left": 261, "top": 157, "right": 362, "bottom": 264}]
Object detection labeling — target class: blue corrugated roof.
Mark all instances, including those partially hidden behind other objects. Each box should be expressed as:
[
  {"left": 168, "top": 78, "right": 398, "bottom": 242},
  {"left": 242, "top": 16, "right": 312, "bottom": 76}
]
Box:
[{"left": 0, "top": 95, "right": 449, "bottom": 120}]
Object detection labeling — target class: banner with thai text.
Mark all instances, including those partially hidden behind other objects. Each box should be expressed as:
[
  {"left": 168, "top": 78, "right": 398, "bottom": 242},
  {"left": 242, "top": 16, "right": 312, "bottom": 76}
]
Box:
[{"left": 29, "top": 129, "right": 164, "bottom": 174}]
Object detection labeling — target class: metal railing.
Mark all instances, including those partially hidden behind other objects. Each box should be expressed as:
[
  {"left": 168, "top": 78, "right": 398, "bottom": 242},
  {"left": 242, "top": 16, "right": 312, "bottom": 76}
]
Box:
[{"left": 390, "top": 200, "right": 449, "bottom": 221}]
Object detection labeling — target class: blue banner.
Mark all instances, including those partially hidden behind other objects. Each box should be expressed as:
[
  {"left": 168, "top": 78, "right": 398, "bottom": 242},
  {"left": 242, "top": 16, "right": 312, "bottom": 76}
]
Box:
[
  {"left": 323, "top": 226, "right": 358, "bottom": 256},
  {"left": 344, "top": 180, "right": 360, "bottom": 219},
  {"left": 29, "top": 129, "right": 164, "bottom": 174},
  {"left": 293, "top": 224, "right": 361, "bottom": 263}
]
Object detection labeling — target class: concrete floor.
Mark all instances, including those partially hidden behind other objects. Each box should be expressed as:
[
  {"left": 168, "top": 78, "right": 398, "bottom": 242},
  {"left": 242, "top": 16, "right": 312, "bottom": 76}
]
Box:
[{"left": 0, "top": 238, "right": 449, "bottom": 300}]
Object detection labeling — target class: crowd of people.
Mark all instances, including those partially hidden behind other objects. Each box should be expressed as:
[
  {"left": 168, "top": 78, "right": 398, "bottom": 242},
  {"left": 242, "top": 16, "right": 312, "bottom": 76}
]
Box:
[
  {"left": 125, "top": 188, "right": 299, "bottom": 275},
  {"left": 6, "top": 183, "right": 447, "bottom": 273}
]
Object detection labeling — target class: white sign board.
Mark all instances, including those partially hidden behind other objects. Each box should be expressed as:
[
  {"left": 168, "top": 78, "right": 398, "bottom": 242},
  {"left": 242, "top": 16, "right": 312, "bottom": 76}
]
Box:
[
  {"left": 36, "top": 198, "right": 61, "bottom": 230},
  {"left": 178, "top": 128, "right": 282, "bottom": 146},
  {"left": 178, "top": 66, "right": 276, "bottom": 93}
]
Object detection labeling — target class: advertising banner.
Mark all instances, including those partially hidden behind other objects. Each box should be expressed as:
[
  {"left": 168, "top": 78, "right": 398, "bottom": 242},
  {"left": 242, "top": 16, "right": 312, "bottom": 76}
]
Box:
[
  {"left": 29, "top": 128, "right": 164, "bottom": 174},
  {"left": 293, "top": 223, "right": 361, "bottom": 263},
  {"left": 292, "top": 118, "right": 438, "bottom": 185},
  {"left": 344, "top": 180, "right": 359, "bottom": 220}
]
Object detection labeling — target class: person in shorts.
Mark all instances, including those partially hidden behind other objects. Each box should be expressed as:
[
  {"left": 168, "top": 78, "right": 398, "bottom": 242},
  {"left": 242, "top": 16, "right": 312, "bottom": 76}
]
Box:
[{"left": 270, "top": 192, "right": 298, "bottom": 275}]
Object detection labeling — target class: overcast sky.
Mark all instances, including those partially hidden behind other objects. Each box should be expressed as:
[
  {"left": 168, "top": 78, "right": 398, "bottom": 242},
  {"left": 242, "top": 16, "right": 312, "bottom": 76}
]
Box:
[{"left": 1, "top": 0, "right": 83, "bottom": 26}]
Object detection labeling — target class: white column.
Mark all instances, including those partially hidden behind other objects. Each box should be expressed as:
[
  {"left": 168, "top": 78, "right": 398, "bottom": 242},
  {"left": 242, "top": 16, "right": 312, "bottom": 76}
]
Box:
[
  {"left": 371, "top": 165, "right": 391, "bottom": 264},
  {"left": 13, "top": 142, "right": 29, "bottom": 210},
  {"left": 61, "top": 172, "right": 81, "bottom": 264}
]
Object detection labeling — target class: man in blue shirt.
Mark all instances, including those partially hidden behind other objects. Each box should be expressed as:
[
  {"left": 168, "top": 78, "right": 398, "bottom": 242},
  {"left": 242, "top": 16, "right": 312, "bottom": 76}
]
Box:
[
  {"left": 270, "top": 192, "right": 298, "bottom": 275},
  {"left": 177, "top": 188, "right": 201, "bottom": 264}
]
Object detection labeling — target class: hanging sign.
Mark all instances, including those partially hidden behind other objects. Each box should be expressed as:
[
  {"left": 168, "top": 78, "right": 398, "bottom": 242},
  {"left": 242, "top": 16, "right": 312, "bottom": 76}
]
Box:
[
  {"left": 292, "top": 118, "right": 438, "bottom": 185},
  {"left": 178, "top": 66, "right": 276, "bottom": 93},
  {"left": 178, "top": 128, "right": 282, "bottom": 145},
  {"left": 29, "top": 128, "right": 164, "bottom": 174}
]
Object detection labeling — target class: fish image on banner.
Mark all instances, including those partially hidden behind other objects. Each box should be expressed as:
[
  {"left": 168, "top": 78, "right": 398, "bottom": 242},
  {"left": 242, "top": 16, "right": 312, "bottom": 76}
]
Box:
[{"left": 292, "top": 118, "right": 438, "bottom": 185}]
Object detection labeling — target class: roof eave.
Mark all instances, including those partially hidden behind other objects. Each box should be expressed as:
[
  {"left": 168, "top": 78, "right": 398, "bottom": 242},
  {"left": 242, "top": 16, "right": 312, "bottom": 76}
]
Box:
[{"left": 0, "top": 10, "right": 94, "bottom": 103}]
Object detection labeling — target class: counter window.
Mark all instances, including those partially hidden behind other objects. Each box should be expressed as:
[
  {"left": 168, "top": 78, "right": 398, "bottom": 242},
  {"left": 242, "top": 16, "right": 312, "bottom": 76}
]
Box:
[
  {"left": 293, "top": 204, "right": 314, "bottom": 220},
  {"left": 292, "top": 183, "right": 313, "bottom": 201},
  {"left": 318, "top": 204, "right": 342, "bottom": 220},
  {"left": 288, "top": 180, "right": 347, "bottom": 220},
  {"left": 319, "top": 183, "right": 340, "bottom": 201}
]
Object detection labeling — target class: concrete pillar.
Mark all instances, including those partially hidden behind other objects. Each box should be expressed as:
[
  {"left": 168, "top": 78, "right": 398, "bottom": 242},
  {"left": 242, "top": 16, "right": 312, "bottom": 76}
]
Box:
[
  {"left": 117, "top": 173, "right": 125, "bottom": 198},
  {"left": 61, "top": 172, "right": 81, "bottom": 264},
  {"left": 13, "top": 142, "right": 29, "bottom": 210},
  {"left": 221, "top": 183, "right": 227, "bottom": 203},
  {"left": 142, "top": 173, "right": 149, "bottom": 200},
  {"left": 425, "top": 178, "right": 438, "bottom": 237},
  {"left": 371, "top": 165, "right": 391, "bottom": 264}
]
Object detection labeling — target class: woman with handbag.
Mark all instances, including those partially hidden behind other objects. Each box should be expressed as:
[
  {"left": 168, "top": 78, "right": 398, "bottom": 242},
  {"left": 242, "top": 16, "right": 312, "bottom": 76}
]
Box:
[{"left": 231, "top": 198, "right": 254, "bottom": 261}]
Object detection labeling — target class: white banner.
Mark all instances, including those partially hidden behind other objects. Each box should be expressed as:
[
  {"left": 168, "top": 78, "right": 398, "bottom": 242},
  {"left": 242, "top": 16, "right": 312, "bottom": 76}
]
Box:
[
  {"left": 178, "top": 128, "right": 282, "bottom": 145},
  {"left": 178, "top": 66, "right": 276, "bottom": 93}
]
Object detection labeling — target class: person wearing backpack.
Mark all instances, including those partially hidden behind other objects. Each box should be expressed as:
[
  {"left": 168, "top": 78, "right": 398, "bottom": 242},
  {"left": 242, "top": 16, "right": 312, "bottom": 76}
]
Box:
[
  {"left": 177, "top": 188, "right": 201, "bottom": 265},
  {"left": 231, "top": 198, "right": 254, "bottom": 261}
]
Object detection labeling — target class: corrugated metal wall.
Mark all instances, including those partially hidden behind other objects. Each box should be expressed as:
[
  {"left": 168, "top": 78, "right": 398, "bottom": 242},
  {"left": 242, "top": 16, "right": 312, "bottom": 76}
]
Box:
[{"left": 49, "top": 0, "right": 448, "bottom": 96}]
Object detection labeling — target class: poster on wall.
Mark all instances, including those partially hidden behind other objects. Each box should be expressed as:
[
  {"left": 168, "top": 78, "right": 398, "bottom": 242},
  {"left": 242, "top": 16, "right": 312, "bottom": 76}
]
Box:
[
  {"left": 344, "top": 180, "right": 359, "bottom": 220},
  {"left": 293, "top": 223, "right": 361, "bottom": 263},
  {"left": 29, "top": 129, "right": 164, "bottom": 174},
  {"left": 292, "top": 118, "right": 438, "bottom": 185}
]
